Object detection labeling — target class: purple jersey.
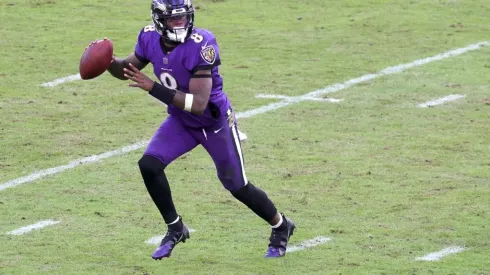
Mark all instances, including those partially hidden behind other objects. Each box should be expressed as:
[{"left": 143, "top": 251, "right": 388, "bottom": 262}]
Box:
[{"left": 135, "top": 25, "right": 230, "bottom": 128}]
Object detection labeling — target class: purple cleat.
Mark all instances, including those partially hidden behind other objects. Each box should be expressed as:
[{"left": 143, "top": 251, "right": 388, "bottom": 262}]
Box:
[
  {"left": 265, "top": 214, "right": 296, "bottom": 258},
  {"left": 152, "top": 219, "right": 190, "bottom": 260}
]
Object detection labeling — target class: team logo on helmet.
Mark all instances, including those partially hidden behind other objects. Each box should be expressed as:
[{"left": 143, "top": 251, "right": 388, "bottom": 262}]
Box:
[
  {"left": 200, "top": 45, "right": 216, "bottom": 64},
  {"left": 155, "top": 3, "right": 166, "bottom": 12}
]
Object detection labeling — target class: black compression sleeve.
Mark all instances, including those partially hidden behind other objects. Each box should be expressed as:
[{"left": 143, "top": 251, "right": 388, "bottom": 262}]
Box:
[{"left": 149, "top": 82, "right": 177, "bottom": 105}]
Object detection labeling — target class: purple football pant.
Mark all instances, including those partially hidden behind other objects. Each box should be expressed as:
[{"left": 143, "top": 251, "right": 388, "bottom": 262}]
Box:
[{"left": 144, "top": 109, "right": 247, "bottom": 191}]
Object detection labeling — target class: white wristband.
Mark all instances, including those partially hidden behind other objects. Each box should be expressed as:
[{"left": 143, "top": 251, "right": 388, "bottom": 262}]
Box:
[{"left": 184, "top": 93, "right": 194, "bottom": 112}]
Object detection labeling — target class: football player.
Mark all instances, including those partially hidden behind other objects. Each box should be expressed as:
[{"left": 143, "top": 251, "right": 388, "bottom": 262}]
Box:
[{"left": 106, "top": 0, "right": 295, "bottom": 259}]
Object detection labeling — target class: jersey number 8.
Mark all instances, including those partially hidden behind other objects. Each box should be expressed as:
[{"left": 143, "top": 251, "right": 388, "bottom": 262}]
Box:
[
  {"left": 160, "top": 72, "right": 178, "bottom": 90},
  {"left": 190, "top": 33, "right": 203, "bottom": 43}
]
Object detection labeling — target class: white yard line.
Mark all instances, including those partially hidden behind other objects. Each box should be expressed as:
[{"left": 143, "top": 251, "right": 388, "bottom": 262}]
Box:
[
  {"left": 2, "top": 41, "right": 488, "bottom": 192},
  {"left": 256, "top": 94, "right": 343, "bottom": 102},
  {"left": 41, "top": 74, "right": 81, "bottom": 87},
  {"left": 417, "top": 94, "right": 465, "bottom": 108},
  {"left": 415, "top": 246, "right": 467, "bottom": 261},
  {"left": 237, "top": 41, "right": 489, "bottom": 119},
  {"left": 287, "top": 236, "right": 332, "bottom": 253},
  {"left": 7, "top": 219, "right": 60, "bottom": 235},
  {"left": 146, "top": 228, "right": 197, "bottom": 245},
  {"left": 0, "top": 141, "right": 148, "bottom": 192}
]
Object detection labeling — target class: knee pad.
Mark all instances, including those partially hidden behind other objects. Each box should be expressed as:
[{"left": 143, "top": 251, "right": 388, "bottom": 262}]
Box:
[
  {"left": 138, "top": 155, "right": 166, "bottom": 176},
  {"left": 230, "top": 182, "right": 252, "bottom": 199}
]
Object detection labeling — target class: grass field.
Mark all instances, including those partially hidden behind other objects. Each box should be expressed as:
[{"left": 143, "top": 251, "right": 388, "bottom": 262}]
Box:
[{"left": 1, "top": 0, "right": 489, "bottom": 274}]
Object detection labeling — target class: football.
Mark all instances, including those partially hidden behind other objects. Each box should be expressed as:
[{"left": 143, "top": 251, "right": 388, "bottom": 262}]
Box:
[{"left": 79, "top": 38, "right": 113, "bottom": 80}]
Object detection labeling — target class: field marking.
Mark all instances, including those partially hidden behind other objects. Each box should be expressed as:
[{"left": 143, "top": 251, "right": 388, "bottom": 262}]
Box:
[
  {"left": 415, "top": 246, "right": 467, "bottom": 261},
  {"left": 2, "top": 41, "right": 488, "bottom": 192},
  {"left": 256, "top": 94, "right": 344, "bottom": 103},
  {"left": 41, "top": 74, "right": 81, "bottom": 87},
  {"left": 236, "top": 41, "right": 489, "bottom": 119},
  {"left": 146, "top": 228, "right": 197, "bottom": 245},
  {"left": 417, "top": 94, "right": 465, "bottom": 108},
  {"left": 0, "top": 141, "right": 148, "bottom": 192},
  {"left": 287, "top": 236, "right": 332, "bottom": 253},
  {"left": 7, "top": 219, "right": 60, "bottom": 235}
]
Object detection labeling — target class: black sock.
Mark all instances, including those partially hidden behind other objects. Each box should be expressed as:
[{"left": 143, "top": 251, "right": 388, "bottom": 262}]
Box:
[{"left": 138, "top": 155, "right": 178, "bottom": 224}]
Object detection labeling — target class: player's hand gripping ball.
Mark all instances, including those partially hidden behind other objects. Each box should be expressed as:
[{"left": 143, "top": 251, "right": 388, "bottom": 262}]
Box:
[{"left": 79, "top": 38, "right": 113, "bottom": 80}]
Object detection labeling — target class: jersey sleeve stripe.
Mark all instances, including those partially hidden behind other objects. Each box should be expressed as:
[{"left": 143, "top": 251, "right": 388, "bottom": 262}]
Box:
[{"left": 191, "top": 59, "right": 221, "bottom": 74}]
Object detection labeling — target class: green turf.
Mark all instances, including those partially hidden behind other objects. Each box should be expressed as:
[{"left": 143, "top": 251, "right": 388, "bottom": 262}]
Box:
[{"left": 1, "top": 0, "right": 489, "bottom": 274}]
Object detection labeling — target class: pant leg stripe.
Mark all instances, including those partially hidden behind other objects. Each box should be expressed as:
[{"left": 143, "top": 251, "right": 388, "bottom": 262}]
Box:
[{"left": 230, "top": 123, "right": 248, "bottom": 186}]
